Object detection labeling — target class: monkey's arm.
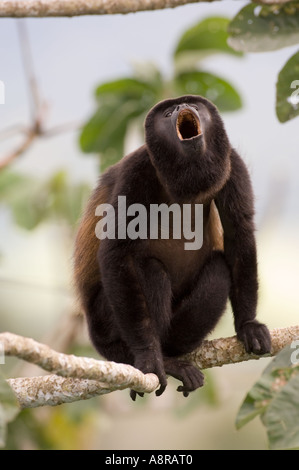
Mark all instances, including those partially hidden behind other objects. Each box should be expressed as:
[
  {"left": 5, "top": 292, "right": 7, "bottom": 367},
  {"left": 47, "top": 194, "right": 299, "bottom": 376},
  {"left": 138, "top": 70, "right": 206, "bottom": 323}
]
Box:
[{"left": 215, "top": 150, "right": 271, "bottom": 354}]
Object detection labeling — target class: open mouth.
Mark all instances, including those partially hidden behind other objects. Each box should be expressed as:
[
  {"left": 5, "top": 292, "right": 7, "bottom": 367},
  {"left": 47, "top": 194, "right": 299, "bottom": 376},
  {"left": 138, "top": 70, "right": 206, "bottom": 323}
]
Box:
[{"left": 176, "top": 109, "right": 202, "bottom": 141}]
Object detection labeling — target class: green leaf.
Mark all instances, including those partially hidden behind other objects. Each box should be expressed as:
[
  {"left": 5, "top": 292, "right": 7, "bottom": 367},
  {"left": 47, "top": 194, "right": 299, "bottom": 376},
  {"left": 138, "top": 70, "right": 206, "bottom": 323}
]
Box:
[
  {"left": 0, "top": 170, "right": 30, "bottom": 198},
  {"left": 80, "top": 78, "right": 158, "bottom": 168},
  {"left": 236, "top": 371, "right": 275, "bottom": 430},
  {"left": 80, "top": 101, "right": 132, "bottom": 154},
  {"left": 95, "top": 77, "right": 158, "bottom": 102},
  {"left": 262, "top": 373, "right": 299, "bottom": 450},
  {"left": 236, "top": 344, "right": 299, "bottom": 430},
  {"left": 174, "top": 17, "right": 242, "bottom": 58},
  {"left": 47, "top": 171, "right": 91, "bottom": 227},
  {"left": 8, "top": 182, "right": 48, "bottom": 231},
  {"left": 0, "top": 170, "right": 34, "bottom": 206},
  {"left": 0, "top": 373, "right": 20, "bottom": 448},
  {"left": 228, "top": 3, "right": 299, "bottom": 53},
  {"left": 174, "top": 71, "right": 242, "bottom": 112},
  {"left": 0, "top": 170, "right": 91, "bottom": 230},
  {"left": 0, "top": 170, "right": 47, "bottom": 230},
  {"left": 276, "top": 50, "right": 299, "bottom": 123}
]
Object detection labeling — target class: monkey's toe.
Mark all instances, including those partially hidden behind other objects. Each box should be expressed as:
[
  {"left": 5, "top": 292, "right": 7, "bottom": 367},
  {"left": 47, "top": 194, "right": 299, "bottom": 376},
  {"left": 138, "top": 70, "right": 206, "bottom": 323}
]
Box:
[
  {"left": 237, "top": 320, "right": 271, "bottom": 355},
  {"left": 130, "top": 390, "right": 144, "bottom": 401},
  {"left": 164, "top": 358, "right": 204, "bottom": 396},
  {"left": 155, "top": 383, "right": 167, "bottom": 397}
]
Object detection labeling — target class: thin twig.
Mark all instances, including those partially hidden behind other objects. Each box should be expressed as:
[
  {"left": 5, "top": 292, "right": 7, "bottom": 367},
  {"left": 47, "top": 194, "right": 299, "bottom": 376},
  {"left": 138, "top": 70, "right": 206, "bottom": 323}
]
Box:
[
  {"left": 0, "top": 22, "right": 80, "bottom": 170},
  {"left": 41, "top": 120, "right": 82, "bottom": 138},
  {"left": 17, "top": 21, "right": 42, "bottom": 127},
  {"left": 0, "top": 129, "right": 37, "bottom": 170}
]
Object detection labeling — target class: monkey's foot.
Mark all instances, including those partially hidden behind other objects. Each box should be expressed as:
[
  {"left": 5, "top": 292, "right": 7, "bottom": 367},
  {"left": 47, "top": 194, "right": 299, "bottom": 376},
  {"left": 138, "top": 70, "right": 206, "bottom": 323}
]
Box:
[
  {"left": 237, "top": 320, "right": 271, "bottom": 355},
  {"left": 130, "top": 351, "right": 168, "bottom": 401},
  {"left": 164, "top": 357, "right": 204, "bottom": 397}
]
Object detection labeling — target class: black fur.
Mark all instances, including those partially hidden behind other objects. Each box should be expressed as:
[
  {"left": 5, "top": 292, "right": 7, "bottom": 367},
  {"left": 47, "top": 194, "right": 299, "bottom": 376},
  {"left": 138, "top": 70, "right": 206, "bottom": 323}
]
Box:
[{"left": 74, "top": 95, "right": 271, "bottom": 400}]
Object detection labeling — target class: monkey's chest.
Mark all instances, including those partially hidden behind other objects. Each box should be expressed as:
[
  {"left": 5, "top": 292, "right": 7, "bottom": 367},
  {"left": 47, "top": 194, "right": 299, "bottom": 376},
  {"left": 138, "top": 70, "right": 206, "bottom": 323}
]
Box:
[
  {"left": 146, "top": 201, "right": 224, "bottom": 297},
  {"left": 148, "top": 229, "right": 211, "bottom": 297}
]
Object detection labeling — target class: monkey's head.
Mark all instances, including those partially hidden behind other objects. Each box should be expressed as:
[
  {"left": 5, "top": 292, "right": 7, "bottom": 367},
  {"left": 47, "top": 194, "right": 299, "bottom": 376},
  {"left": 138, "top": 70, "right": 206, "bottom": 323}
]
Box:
[{"left": 145, "top": 95, "right": 231, "bottom": 202}]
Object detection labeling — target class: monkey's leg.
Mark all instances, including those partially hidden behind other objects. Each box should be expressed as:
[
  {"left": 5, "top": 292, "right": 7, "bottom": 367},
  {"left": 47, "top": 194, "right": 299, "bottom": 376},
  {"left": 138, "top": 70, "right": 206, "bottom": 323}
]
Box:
[
  {"left": 98, "top": 244, "right": 172, "bottom": 399},
  {"left": 86, "top": 287, "right": 135, "bottom": 366},
  {"left": 162, "top": 251, "right": 231, "bottom": 396},
  {"left": 87, "top": 287, "right": 157, "bottom": 401}
]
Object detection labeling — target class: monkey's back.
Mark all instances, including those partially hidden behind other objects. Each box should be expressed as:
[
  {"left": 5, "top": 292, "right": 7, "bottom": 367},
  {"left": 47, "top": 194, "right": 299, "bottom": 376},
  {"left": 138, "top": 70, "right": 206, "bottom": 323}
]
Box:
[{"left": 73, "top": 165, "right": 118, "bottom": 312}]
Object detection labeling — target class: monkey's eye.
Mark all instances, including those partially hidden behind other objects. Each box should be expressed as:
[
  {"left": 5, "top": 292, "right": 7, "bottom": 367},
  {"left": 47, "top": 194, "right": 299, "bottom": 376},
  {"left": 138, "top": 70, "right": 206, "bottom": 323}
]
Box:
[
  {"left": 165, "top": 111, "right": 172, "bottom": 117},
  {"left": 190, "top": 105, "right": 198, "bottom": 110}
]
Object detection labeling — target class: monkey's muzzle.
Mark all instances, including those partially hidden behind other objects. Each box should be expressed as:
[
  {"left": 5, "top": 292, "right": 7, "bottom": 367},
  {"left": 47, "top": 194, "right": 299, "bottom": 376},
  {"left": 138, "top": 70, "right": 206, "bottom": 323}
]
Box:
[{"left": 176, "top": 109, "right": 202, "bottom": 141}]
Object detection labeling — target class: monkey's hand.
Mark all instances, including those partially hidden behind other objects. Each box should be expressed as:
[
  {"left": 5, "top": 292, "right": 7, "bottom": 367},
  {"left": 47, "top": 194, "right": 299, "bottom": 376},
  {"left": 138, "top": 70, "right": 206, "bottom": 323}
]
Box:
[
  {"left": 237, "top": 320, "right": 271, "bottom": 355},
  {"left": 130, "top": 350, "right": 168, "bottom": 401}
]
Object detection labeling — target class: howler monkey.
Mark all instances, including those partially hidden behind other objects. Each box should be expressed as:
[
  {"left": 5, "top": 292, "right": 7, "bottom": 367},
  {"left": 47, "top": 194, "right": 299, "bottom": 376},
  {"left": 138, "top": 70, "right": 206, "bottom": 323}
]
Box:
[{"left": 74, "top": 95, "right": 271, "bottom": 400}]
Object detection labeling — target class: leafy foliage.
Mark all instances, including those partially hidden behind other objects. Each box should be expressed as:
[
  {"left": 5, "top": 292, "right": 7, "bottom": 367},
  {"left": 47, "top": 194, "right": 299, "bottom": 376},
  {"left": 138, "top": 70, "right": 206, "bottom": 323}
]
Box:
[
  {"left": 276, "top": 51, "right": 299, "bottom": 123},
  {"left": 174, "top": 71, "right": 242, "bottom": 111},
  {"left": 236, "top": 344, "right": 299, "bottom": 450},
  {"left": 80, "top": 77, "right": 161, "bottom": 172},
  {"left": 174, "top": 16, "right": 242, "bottom": 58},
  {"left": 228, "top": 3, "right": 299, "bottom": 53},
  {"left": 0, "top": 169, "right": 91, "bottom": 231},
  {"left": 227, "top": 2, "right": 299, "bottom": 123},
  {"left": 80, "top": 16, "right": 243, "bottom": 170}
]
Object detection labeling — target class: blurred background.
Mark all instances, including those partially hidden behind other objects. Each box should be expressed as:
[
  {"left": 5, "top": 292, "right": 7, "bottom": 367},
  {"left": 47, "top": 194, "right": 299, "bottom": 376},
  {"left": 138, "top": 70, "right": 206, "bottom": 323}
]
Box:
[{"left": 0, "top": 0, "right": 298, "bottom": 450}]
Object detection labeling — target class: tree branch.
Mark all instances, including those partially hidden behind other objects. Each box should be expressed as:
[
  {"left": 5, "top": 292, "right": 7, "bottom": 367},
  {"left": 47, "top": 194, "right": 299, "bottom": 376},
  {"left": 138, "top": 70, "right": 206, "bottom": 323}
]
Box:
[
  {"left": 0, "top": 332, "right": 159, "bottom": 394},
  {"left": 0, "top": 0, "right": 292, "bottom": 18},
  {"left": 1, "top": 325, "right": 299, "bottom": 408},
  {"left": 7, "top": 375, "right": 142, "bottom": 409},
  {"left": 183, "top": 325, "right": 299, "bottom": 369},
  {"left": 0, "top": 129, "right": 37, "bottom": 170}
]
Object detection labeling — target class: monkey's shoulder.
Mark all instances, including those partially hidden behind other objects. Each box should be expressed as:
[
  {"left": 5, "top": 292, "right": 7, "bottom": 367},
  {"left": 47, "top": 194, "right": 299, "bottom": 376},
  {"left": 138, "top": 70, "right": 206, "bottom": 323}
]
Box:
[{"left": 98, "top": 145, "right": 161, "bottom": 205}]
